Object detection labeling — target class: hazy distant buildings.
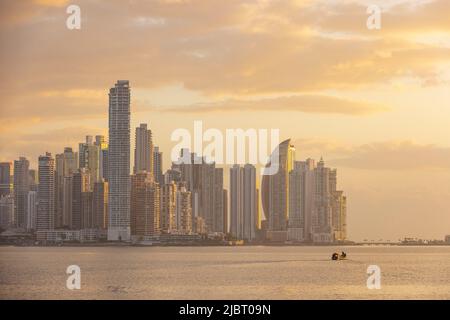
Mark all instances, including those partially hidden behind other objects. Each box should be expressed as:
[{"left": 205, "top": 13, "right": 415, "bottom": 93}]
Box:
[
  {"left": 134, "top": 124, "right": 154, "bottom": 177},
  {"left": 37, "top": 153, "right": 55, "bottom": 231},
  {"left": 108, "top": 80, "right": 131, "bottom": 241}
]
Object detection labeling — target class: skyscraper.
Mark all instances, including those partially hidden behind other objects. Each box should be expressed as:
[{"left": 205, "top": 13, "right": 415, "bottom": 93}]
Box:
[
  {"left": 26, "top": 191, "right": 37, "bottom": 231},
  {"left": 223, "top": 189, "right": 228, "bottom": 234},
  {"left": 57, "top": 147, "right": 79, "bottom": 228},
  {"left": 243, "top": 164, "right": 257, "bottom": 241},
  {"left": 108, "top": 80, "right": 131, "bottom": 241},
  {"left": 130, "top": 172, "right": 160, "bottom": 238},
  {"left": 13, "top": 157, "right": 30, "bottom": 228},
  {"left": 160, "top": 181, "right": 177, "bottom": 233},
  {"left": 55, "top": 153, "right": 65, "bottom": 228},
  {"left": 312, "top": 158, "right": 333, "bottom": 242},
  {"left": 134, "top": 123, "right": 154, "bottom": 176},
  {"left": 37, "top": 153, "right": 55, "bottom": 231},
  {"left": 173, "top": 150, "right": 224, "bottom": 234},
  {"left": 93, "top": 181, "right": 108, "bottom": 230},
  {"left": 230, "top": 164, "right": 257, "bottom": 241},
  {"left": 79, "top": 135, "right": 100, "bottom": 188},
  {"left": 95, "top": 135, "right": 109, "bottom": 182},
  {"left": 176, "top": 185, "right": 192, "bottom": 234},
  {"left": 153, "top": 146, "right": 163, "bottom": 185},
  {"left": 261, "top": 139, "right": 295, "bottom": 242},
  {"left": 331, "top": 190, "right": 347, "bottom": 241},
  {"left": 71, "top": 168, "right": 90, "bottom": 230},
  {"left": 288, "top": 160, "right": 315, "bottom": 242},
  {"left": 230, "top": 165, "right": 243, "bottom": 240},
  {"left": 0, "top": 162, "right": 12, "bottom": 197}
]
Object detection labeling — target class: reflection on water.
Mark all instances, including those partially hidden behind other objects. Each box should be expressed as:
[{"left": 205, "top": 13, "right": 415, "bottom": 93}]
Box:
[{"left": 0, "top": 246, "right": 449, "bottom": 299}]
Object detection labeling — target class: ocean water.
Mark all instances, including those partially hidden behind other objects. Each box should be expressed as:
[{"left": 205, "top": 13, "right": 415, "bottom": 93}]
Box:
[{"left": 0, "top": 246, "right": 449, "bottom": 299}]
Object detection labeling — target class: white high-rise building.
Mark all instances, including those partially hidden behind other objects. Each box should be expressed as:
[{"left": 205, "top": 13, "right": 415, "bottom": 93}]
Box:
[
  {"left": 134, "top": 123, "right": 154, "bottom": 176},
  {"left": 230, "top": 164, "right": 257, "bottom": 241},
  {"left": 108, "top": 80, "right": 131, "bottom": 241},
  {"left": 288, "top": 159, "right": 315, "bottom": 242}
]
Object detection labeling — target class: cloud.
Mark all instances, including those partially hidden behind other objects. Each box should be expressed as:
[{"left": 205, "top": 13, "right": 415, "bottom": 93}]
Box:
[
  {"left": 154, "top": 94, "right": 388, "bottom": 115},
  {"left": 1, "top": 0, "right": 449, "bottom": 100},
  {"left": 331, "top": 141, "right": 450, "bottom": 170}
]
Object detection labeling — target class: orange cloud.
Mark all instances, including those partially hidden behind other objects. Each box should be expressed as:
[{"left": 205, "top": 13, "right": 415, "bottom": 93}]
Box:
[{"left": 154, "top": 94, "right": 388, "bottom": 115}]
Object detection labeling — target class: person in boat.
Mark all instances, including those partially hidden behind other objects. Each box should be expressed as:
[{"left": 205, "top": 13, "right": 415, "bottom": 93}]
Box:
[
  {"left": 341, "top": 251, "right": 347, "bottom": 258},
  {"left": 332, "top": 252, "right": 339, "bottom": 260}
]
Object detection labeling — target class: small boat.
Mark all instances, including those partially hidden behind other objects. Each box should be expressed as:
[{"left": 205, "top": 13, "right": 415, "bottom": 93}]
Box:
[{"left": 331, "top": 252, "right": 347, "bottom": 260}]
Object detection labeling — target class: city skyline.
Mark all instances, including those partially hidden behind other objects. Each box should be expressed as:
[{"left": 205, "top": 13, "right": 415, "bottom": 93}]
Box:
[
  {"left": 1, "top": 0, "right": 450, "bottom": 241},
  {"left": 0, "top": 80, "right": 348, "bottom": 244}
]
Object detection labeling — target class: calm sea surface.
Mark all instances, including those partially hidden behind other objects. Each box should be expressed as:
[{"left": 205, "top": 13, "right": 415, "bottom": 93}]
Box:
[{"left": 0, "top": 246, "right": 449, "bottom": 299}]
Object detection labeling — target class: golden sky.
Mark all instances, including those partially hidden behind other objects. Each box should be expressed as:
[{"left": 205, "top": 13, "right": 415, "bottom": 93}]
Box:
[{"left": 1, "top": 0, "right": 450, "bottom": 241}]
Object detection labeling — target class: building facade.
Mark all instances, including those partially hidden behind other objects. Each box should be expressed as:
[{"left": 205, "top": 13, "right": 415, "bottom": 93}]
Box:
[{"left": 108, "top": 80, "right": 131, "bottom": 241}]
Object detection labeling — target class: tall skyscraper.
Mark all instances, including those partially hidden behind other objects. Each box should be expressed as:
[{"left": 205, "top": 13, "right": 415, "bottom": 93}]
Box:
[
  {"left": 312, "top": 158, "right": 333, "bottom": 242},
  {"left": 153, "top": 146, "right": 163, "bottom": 185},
  {"left": 0, "top": 162, "right": 12, "bottom": 197},
  {"left": 230, "top": 164, "right": 257, "bottom": 241},
  {"left": 37, "top": 153, "right": 55, "bottom": 231},
  {"left": 230, "top": 165, "right": 243, "bottom": 239},
  {"left": 261, "top": 139, "right": 295, "bottom": 242},
  {"left": 108, "top": 80, "right": 131, "bottom": 241},
  {"left": 134, "top": 123, "right": 154, "bottom": 176},
  {"left": 13, "top": 157, "right": 30, "bottom": 228},
  {"left": 288, "top": 160, "right": 315, "bottom": 242}
]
